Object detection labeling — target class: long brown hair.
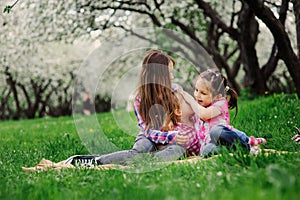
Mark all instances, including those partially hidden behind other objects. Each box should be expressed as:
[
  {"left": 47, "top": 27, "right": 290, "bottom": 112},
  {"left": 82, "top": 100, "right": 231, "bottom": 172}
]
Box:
[
  {"left": 199, "top": 69, "right": 239, "bottom": 118},
  {"left": 137, "top": 50, "right": 180, "bottom": 130}
]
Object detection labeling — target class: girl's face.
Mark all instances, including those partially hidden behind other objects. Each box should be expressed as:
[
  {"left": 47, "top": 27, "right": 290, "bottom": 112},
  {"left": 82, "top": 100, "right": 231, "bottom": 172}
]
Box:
[{"left": 193, "top": 78, "right": 214, "bottom": 107}]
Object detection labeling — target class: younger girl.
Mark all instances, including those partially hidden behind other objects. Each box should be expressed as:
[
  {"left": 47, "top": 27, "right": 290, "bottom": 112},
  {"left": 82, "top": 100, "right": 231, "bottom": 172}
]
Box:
[{"left": 181, "top": 69, "right": 266, "bottom": 157}]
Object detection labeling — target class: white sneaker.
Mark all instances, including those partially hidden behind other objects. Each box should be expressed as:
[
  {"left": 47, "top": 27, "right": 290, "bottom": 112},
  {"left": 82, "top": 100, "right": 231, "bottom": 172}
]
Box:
[{"left": 250, "top": 146, "right": 261, "bottom": 155}]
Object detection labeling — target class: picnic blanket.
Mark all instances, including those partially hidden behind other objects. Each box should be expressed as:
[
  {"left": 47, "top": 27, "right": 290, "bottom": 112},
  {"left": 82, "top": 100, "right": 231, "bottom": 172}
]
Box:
[
  {"left": 22, "top": 148, "right": 297, "bottom": 172},
  {"left": 21, "top": 158, "right": 136, "bottom": 172}
]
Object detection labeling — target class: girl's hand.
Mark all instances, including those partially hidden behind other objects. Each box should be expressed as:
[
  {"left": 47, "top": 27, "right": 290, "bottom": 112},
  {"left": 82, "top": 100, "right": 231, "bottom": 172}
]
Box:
[
  {"left": 180, "top": 90, "right": 196, "bottom": 104},
  {"left": 175, "top": 133, "right": 189, "bottom": 147},
  {"left": 179, "top": 90, "right": 221, "bottom": 121}
]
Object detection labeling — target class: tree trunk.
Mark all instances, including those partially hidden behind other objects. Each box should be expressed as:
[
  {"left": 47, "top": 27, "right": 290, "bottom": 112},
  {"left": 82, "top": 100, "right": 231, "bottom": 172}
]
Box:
[
  {"left": 292, "top": 0, "right": 300, "bottom": 58},
  {"left": 238, "top": 2, "right": 267, "bottom": 95},
  {"left": 4, "top": 67, "right": 21, "bottom": 119},
  {"left": 0, "top": 88, "right": 11, "bottom": 120},
  {"left": 207, "top": 22, "right": 241, "bottom": 93},
  {"left": 262, "top": 0, "right": 288, "bottom": 81},
  {"left": 243, "top": 0, "right": 300, "bottom": 98}
]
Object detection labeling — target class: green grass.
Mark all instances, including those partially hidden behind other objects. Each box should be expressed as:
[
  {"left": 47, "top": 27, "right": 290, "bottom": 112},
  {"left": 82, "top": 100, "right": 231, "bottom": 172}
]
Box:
[{"left": 0, "top": 94, "right": 299, "bottom": 200}]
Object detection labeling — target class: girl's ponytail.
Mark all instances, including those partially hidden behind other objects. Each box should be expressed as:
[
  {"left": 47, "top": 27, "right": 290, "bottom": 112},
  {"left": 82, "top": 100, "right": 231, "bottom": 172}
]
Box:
[{"left": 225, "top": 85, "right": 238, "bottom": 119}]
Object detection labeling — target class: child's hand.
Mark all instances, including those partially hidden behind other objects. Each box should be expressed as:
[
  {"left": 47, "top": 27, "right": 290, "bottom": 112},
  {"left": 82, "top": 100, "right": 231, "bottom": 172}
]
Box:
[
  {"left": 180, "top": 90, "right": 196, "bottom": 103},
  {"left": 172, "top": 83, "right": 183, "bottom": 92},
  {"left": 175, "top": 133, "right": 189, "bottom": 147}
]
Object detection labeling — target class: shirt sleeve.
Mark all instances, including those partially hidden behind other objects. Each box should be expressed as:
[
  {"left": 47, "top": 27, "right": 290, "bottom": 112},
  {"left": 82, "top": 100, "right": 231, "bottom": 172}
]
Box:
[
  {"left": 211, "top": 98, "right": 232, "bottom": 128},
  {"left": 133, "top": 96, "right": 178, "bottom": 144},
  {"left": 211, "top": 98, "right": 227, "bottom": 113}
]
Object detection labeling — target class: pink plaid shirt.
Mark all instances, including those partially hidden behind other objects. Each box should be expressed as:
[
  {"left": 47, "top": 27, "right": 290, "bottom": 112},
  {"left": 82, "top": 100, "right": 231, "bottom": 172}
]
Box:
[{"left": 174, "top": 114, "right": 202, "bottom": 156}]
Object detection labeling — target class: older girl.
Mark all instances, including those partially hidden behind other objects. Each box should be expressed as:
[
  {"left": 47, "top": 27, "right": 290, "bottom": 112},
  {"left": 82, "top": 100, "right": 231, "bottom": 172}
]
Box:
[{"left": 65, "top": 50, "right": 189, "bottom": 166}]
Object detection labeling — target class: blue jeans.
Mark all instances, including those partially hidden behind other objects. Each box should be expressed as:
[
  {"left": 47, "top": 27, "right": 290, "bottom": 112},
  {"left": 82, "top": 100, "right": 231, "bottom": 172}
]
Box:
[
  {"left": 201, "top": 125, "right": 250, "bottom": 157},
  {"left": 95, "top": 133, "right": 185, "bottom": 164},
  {"left": 233, "top": 128, "right": 249, "bottom": 144}
]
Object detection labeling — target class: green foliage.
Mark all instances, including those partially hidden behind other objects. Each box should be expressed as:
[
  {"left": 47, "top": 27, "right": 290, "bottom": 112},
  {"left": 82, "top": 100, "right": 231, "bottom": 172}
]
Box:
[{"left": 0, "top": 94, "right": 299, "bottom": 199}]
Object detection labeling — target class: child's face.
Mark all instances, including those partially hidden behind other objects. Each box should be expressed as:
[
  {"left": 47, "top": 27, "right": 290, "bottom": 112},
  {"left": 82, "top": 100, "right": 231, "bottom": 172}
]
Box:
[{"left": 193, "top": 78, "right": 214, "bottom": 107}]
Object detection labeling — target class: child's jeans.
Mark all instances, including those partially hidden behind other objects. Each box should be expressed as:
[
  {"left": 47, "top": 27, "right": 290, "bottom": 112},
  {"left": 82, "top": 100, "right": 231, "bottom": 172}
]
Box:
[
  {"left": 96, "top": 133, "right": 185, "bottom": 165},
  {"left": 201, "top": 125, "right": 250, "bottom": 157},
  {"left": 233, "top": 128, "right": 249, "bottom": 144}
]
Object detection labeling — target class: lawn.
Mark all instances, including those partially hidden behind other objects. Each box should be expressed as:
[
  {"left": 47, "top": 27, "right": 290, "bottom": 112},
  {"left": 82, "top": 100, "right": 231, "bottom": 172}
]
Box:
[{"left": 0, "top": 94, "right": 299, "bottom": 200}]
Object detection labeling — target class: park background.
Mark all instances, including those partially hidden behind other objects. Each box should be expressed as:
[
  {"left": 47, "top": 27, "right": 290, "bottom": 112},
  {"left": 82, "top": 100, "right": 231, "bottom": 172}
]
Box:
[{"left": 0, "top": 0, "right": 299, "bottom": 200}]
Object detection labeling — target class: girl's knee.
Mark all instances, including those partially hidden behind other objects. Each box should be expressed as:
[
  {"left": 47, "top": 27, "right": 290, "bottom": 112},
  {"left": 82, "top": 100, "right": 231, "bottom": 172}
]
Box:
[
  {"left": 210, "top": 125, "right": 224, "bottom": 141},
  {"left": 132, "top": 137, "right": 155, "bottom": 153},
  {"left": 210, "top": 125, "right": 224, "bottom": 134}
]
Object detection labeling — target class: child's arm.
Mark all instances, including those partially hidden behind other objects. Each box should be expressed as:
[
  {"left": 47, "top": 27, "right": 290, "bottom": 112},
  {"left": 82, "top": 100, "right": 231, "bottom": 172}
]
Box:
[{"left": 180, "top": 91, "right": 221, "bottom": 121}]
